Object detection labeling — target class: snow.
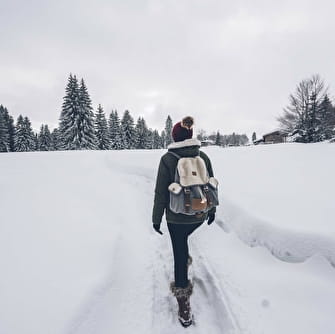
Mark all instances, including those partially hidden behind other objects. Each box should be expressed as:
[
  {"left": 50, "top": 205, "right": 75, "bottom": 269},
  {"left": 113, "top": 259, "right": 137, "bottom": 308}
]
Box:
[{"left": 0, "top": 143, "right": 335, "bottom": 334}]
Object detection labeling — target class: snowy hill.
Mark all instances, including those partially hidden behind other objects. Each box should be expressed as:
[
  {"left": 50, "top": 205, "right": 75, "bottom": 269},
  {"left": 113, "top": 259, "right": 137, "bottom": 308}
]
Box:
[{"left": 1, "top": 143, "right": 335, "bottom": 334}]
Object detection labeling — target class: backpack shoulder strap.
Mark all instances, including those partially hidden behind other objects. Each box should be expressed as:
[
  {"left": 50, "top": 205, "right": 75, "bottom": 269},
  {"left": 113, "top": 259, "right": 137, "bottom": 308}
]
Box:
[{"left": 168, "top": 151, "right": 181, "bottom": 160}]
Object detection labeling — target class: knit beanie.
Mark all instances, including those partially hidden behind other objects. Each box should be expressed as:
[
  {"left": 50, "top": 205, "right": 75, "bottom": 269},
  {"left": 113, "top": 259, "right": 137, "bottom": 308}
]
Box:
[{"left": 172, "top": 116, "right": 194, "bottom": 142}]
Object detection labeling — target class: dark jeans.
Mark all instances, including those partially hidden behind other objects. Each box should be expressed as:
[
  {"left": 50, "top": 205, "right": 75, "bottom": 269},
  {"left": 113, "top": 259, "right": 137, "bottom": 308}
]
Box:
[{"left": 168, "top": 222, "right": 203, "bottom": 288}]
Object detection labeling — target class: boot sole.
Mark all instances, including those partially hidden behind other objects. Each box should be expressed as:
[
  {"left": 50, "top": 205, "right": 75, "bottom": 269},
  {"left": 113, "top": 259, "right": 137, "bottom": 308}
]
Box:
[{"left": 178, "top": 315, "right": 194, "bottom": 328}]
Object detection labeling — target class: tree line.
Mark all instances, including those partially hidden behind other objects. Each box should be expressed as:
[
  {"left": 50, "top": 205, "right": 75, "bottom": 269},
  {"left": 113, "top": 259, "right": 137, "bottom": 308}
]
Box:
[
  {"left": 278, "top": 74, "right": 335, "bottom": 143},
  {"left": 0, "top": 73, "right": 251, "bottom": 153},
  {"left": 0, "top": 74, "right": 176, "bottom": 152},
  {"left": 196, "top": 129, "right": 249, "bottom": 146}
]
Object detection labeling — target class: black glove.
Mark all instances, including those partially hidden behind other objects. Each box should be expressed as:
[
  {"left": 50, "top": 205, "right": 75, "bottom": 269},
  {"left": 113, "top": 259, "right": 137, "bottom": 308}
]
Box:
[
  {"left": 207, "top": 213, "right": 215, "bottom": 225},
  {"left": 153, "top": 223, "right": 163, "bottom": 235}
]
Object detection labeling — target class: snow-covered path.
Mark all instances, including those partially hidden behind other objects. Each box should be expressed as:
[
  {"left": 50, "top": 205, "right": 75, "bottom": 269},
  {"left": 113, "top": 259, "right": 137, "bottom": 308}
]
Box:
[
  {"left": 1, "top": 144, "right": 335, "bottom": 334},
  {"left": 66, "top": 151, "right": 238, "bottom": 334}
]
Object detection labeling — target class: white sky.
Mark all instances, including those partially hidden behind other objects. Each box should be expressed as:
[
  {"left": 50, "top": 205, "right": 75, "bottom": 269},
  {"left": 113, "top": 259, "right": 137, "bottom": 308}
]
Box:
[{"left": 1, "top": 0, "right": 335, "bottom": 138}]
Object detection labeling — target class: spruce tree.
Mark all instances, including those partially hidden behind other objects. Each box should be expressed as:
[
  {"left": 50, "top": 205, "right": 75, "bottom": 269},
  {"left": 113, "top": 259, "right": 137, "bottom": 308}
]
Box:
[
  {"left": 0, "top": 105, "right": 15, "bottom": 152},
  {"left": 146, "top": 128, "right": 154, "bottom": 149},
  {"left": 59, "top": 75, "right": 97, "bottom": 150},
  {"left": 215, "top": 131, "right": 222, "bottom": 146},
  {"left": 0, "top": 108, "right": 9, "bottom": 152},
  {"left": 318, "top": 95, "right": 335, "bottom": 140},
  {"left": 59, "top": 74, "right": 80, "bottom": 149},
  {"left": 108, "top": 110, "right": 123, "bottom": 149},
  {"left": 78, "top": 78, "right": 97, "bottom": 149},
  {"left": 121, "top": 110, "right": 135, "bottom": 149},
  {"left": 164, "top": 115, "right": 173, "bottom": 147},
  {"left": 38, "top": 124, "right": 52, "bottom": 151},
  {"left": 152, "top": 130, "right": 161, "bottom": 149},
  {"left": 134, "top": 117, "right": 149, "bottom": 149},
  {"left": 160, "top": 130, "right": 166, "bottom": 148},
  {"left": 14, "top": 115, "right": 35, "bottom": 151},
  {"left": 95, "top": 104, "right": 110, "bottom": 150},
  {"left": 51, "top": 128, "right": 61, "bottom": 151}
]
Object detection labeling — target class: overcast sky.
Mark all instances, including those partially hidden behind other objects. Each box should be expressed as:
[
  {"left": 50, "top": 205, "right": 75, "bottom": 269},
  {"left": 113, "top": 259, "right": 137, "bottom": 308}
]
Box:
[{"left": 1, "top": 0, "right": 335, "bottom": 137}]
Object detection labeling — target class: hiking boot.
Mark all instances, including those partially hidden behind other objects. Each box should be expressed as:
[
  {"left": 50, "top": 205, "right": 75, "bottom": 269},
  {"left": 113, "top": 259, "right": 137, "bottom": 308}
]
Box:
[{"left": 170, "top": 281, "right": 193, "bottom": 327}]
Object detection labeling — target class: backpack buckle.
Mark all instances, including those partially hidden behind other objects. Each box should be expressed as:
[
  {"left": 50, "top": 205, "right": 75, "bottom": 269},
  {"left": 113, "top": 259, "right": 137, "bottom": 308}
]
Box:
[{"left": 184, "top": 187, "right": 191, "bottom": 213}]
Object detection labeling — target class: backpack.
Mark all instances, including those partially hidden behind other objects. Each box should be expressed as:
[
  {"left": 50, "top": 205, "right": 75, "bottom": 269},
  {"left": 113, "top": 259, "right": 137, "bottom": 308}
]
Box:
[{"left": 168, "top": 151, "right": 219, "bottom": 216}]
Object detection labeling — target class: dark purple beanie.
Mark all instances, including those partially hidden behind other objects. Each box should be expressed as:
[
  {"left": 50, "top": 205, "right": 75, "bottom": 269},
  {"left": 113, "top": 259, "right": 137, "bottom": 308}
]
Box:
[{"left": 172, "top": 117, "right": 194, "bottom": 142}]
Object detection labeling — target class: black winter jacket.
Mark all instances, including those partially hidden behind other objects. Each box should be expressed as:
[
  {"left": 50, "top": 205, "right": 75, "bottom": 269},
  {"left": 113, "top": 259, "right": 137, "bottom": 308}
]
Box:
[{"left": 152, "top": 139, "right": 216, "bottom": 225}]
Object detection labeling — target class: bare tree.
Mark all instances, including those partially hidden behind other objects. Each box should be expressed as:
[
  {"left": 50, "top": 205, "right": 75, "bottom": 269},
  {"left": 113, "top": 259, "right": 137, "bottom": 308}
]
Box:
[{"left": 278, "top": 74, "right": 328, "bottom": 142}]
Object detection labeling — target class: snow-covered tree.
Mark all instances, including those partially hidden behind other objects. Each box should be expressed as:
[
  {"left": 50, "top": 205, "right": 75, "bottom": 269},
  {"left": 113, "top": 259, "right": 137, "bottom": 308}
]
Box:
[
  {"left": 14, "top": 115, "right": 35, "bottom": 152},
  {"left": 318, "top": 95, "right": 335, "bottom": 141},
  {"left": 0, "top": 106, "right": 9, "bottom": 152},
  {"left": 152, "top": 129, "right": 161, "bottom": 149},
  {"left": 146, "top": 128, "right": 154, "bottom": 149},
  {"left": 108, "top": 110, "right": 123, "bottom": 149},
  {"left": 121, "top": 110, "right": 135, "bottom": 149},
  {"left": 95, "top": 104, "right": 110, "bottom": 150},
  {"left": 196, "top": 129, "right": 207, "bottom": 142},
  {"left": 278, "top": 74, "right": 328, "bottom": 143},
  {"left": 215, "top": 131, "right": 222, "bottom": 146},
  {"left": 134, "top": 117, "right": 149, "bottom": 149},
  {"left": 160, "top": 130, "right": 166, "bottom": 148},
  {"left": 51, "top": 128, "right": 61, "bottom": 151},
  {"left": 59, "top": 74, "right": 97, "bottom": 150},
  {"left": 78, "top": 78, "right": 97, "bottom": 149},
  {"left": 0, "top": 105, "right": 16, "bottom": 152},
  {"left": 38, "top": 124, "right": 52, "bottom": 151},
  {"left": 164, "top": 115, "right": 173, "bottom": 146}
]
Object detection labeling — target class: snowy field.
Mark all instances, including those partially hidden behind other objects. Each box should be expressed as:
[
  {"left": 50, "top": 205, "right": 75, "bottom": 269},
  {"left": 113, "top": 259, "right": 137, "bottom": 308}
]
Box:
[{"left": 1, "top": 143, "right": 335, "bottom": 334}]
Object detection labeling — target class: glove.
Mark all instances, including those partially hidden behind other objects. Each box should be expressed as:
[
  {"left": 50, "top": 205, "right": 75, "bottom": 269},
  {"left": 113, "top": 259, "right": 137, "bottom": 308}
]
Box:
[
  {"left": 153, "top": 223, "right": 163, "bottom": 235},
  {"left": 207, "top": 213, "right": 215, "bottom": 225}
]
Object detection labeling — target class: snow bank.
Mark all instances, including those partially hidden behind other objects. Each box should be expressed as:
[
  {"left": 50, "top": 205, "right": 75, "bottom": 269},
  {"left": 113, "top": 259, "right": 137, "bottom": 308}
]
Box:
[{"left": 204, "top": 143, "right": 335, "bottom": 268}]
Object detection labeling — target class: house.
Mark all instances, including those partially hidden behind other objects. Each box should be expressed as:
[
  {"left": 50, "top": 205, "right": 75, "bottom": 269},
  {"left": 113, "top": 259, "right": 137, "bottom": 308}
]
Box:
[
  {"left": 263, "top": 130, "right": 287, "bottom": 144},
  {"left": 254, "top": 130, "right": 287, "bottom": 145}
]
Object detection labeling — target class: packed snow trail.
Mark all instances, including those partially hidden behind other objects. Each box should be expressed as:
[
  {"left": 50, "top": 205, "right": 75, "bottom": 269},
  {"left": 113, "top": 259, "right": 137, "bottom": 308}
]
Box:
[{"left": 68, "top": 151, "right": 239, "bottom": 334}]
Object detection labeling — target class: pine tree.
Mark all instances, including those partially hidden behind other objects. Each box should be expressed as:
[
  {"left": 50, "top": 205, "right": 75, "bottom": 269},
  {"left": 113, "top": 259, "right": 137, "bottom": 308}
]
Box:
[
  {"left": 215, "top": 131, "right": 222, "bottom": 146},
  {"left": 95, "top": 104, "right": 110, "bottom": 150},
  {"left": 59, "top": 74, "right": 97, "bottom": 150},
  {"left": 252, "top": 132, "right": 257, "bottom": 142},
  {"left": 160, "top": 130, "right": 166, "bottom": 148},
  {"left": 0, "top": 105, "right": 15, "bottom": 152},
  {"left": 318, "top": 95, "right": 335, "bottom": 140},
  {"left": 146, "top": 128, "right": 154, "bottom": 149},
  {"left": 59, "top": 74, "right": 80, "bottom": 149},
  {"left": 51, "top": 128, "right": 61, "bottom": 151},
  {"left": 121, "top": 110, "right": 135, "bottom": 149},
  {"left": 38, "top": 124, "right": 52, "bottom": 151},
  {"left": 0, "top": 106, "right": 9, "bottom": 152},
  {"left": 152, "top": 130, "right": 161, "bottom": 149},
  {"left": 108, "top": 110, "right": 123, "bottom": 149},
  {"left": 78, "top": 78, "right": 97, "bottom": 149},
  {"left": 134, "top": 117, "right": 149, "bottom": 149},
  {"left": 164, "top": 115, "right": 173, "bottom": 147},
  {"left": 14, "top": 115, "right": 35, "bottom": 151}
]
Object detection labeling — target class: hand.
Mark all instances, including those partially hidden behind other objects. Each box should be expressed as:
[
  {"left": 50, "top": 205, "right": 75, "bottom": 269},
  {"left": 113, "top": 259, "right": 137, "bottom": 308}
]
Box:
[
  {"left": 207, "top": 213, "right": 215, "bottom": 225},
  {"left": 153, "top": 223, "right": 163, "bottom": 235}
]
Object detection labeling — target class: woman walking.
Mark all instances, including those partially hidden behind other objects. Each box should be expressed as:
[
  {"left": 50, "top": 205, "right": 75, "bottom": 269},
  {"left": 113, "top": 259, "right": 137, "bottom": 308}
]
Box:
[{"left": 152, "top": 116, "right": 217, "bottom": 327}]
